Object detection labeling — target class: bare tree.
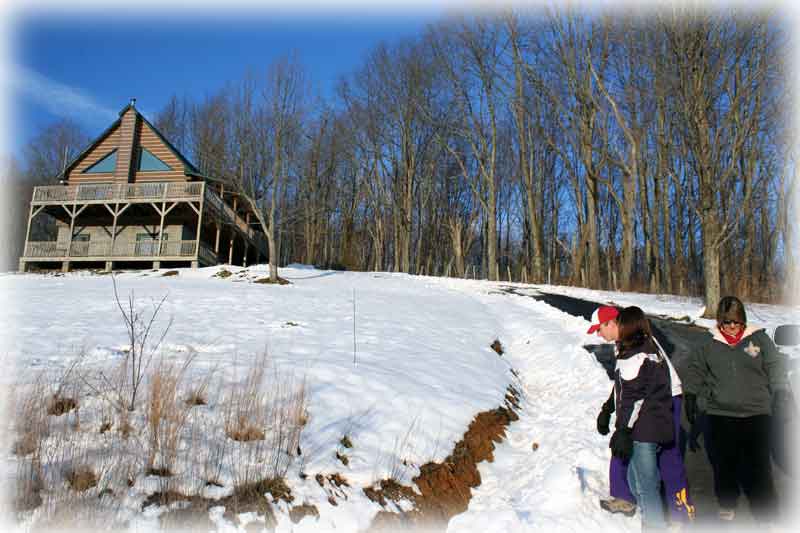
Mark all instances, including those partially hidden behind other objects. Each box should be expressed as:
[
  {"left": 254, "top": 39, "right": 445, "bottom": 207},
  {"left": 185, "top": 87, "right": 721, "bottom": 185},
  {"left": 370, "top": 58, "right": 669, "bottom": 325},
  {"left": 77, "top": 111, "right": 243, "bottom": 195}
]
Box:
[
  {"left": 661, "top": 10, "right": 775, "bottom": 314},
  {"left": 232, "top": 57, "right": 306, "bottom": 282}
]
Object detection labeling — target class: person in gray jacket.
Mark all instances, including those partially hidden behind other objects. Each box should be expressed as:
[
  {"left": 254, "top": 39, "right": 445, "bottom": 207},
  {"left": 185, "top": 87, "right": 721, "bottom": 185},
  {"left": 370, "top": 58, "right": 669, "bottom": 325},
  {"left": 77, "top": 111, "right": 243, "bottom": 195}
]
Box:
[{"left": 684, "top": 296, "right": 791, "bottom": 523}]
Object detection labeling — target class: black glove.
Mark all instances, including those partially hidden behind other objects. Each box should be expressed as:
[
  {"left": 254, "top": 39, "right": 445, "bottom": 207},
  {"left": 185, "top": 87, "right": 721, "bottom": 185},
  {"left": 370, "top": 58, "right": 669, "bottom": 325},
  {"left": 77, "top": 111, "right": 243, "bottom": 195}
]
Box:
[
  {"left": 684, "top": 393, "right": 697, "bottom": 426},
  {"left": 772, "top": 389, "right": 796, "bottom": 424},
  {"left": 596, "top": 389, "right": 615, "bottom": 436},
  {"left": 610, "top": 428, "right": 633, "bottom": 461},
  {"left": 687, "top": 412, "right": 703, "bottom": 453},
  {"left": 597, "top": 410, "right": 611, "bottom": 436}
]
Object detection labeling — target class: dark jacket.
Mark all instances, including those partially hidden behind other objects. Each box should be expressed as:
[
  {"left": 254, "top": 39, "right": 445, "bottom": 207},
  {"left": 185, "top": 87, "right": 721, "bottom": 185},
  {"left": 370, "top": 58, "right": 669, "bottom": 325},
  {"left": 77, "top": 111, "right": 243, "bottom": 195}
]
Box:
[
  {"left": 614, "top": 337, "right": 674, "bottom": 444},
  {"left": 685, "top": 326, "right": 787, "bottom": 418}
]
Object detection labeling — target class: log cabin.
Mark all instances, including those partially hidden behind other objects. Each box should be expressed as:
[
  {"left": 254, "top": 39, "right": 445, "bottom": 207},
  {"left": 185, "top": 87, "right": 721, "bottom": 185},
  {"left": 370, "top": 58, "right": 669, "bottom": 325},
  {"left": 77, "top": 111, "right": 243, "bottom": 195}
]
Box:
[{"left": 19, "top": 99, "right": 268, "bottom": 272}]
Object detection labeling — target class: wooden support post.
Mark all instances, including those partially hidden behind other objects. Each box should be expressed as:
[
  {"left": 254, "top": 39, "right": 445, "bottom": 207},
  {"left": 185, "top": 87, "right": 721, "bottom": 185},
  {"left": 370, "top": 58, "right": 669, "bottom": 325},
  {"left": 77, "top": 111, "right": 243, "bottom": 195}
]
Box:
[
  {"left": 66, "top": 204, "right": 76, "bottom": 258},
  {"left": 110, "top": 203, "right": 130, "bottom": 257},
  {"left": 214, "top": 224, "right": 221, "bottom": 255},
  {"left": 158, "top": 200, "right": 166, "bottom": 257},
  {"left": 194, "top": 182, "right": 205, "bottom": 264},
  {"left": 243, "top": 242, "right": 249, "bottom": 267},
  {"left": 62, "top": 261, "right": 70, "bottom": 273},
  {"left": 22, "top": 201, "right": 35, "bottom": 259},
  {"left": 228, "top": 235, "right": 234, "bottom": 265}
]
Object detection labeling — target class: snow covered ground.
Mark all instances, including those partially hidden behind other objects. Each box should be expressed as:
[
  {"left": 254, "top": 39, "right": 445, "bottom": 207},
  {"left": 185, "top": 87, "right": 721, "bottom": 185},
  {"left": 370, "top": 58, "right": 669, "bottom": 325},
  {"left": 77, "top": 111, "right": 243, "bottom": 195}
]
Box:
[{"left": 1, "top": 265, "right": 798, "bottom": 532}]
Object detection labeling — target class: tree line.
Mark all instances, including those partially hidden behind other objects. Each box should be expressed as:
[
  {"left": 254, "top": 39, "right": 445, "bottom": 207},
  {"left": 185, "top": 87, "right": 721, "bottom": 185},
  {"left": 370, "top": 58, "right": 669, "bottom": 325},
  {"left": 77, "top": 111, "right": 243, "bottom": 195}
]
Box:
[{"left": 7, "top": 7, "right": 797, "bottom": 311}]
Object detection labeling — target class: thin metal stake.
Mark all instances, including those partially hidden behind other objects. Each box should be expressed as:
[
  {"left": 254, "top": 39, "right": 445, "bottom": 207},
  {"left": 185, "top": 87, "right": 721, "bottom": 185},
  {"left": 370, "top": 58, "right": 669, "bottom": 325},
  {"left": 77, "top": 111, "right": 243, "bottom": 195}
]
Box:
[{"left": 353, "top": 287, "right": 357, "bottom": 365}]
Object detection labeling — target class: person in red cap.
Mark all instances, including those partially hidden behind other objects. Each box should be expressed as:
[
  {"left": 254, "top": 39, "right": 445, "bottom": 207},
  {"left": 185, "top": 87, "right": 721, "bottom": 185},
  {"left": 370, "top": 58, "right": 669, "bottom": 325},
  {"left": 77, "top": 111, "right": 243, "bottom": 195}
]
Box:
[
  {"left": 587, "top": 305, "right": 621, "bottom": 339},
  {"left": 588, "top": 305, "right": 695, "bottom": 527}
]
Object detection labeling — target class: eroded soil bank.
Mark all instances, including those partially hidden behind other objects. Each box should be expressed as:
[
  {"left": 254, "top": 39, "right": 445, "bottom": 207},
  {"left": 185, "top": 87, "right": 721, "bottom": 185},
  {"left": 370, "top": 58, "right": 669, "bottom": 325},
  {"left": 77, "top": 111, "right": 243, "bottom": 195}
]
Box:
[{"left": 366, "top": 383, "right": 522, "bottom": 532}]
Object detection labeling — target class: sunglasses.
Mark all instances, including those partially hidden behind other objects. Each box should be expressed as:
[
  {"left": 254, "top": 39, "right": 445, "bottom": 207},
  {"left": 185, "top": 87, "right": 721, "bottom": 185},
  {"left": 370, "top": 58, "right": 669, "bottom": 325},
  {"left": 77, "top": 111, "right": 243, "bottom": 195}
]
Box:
[{"left": 721, "top": 320, "right": 744, "bottom": 327}]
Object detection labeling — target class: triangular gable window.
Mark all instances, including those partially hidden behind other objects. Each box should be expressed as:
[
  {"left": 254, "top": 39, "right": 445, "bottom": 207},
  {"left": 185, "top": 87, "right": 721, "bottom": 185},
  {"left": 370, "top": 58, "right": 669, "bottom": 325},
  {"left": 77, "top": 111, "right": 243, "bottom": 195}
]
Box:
[
  {"left": 138, "top": 148, "right": 172, "bottom": 171},
  {"left": 82, "top": 150, "right": 117, "bottom": 173}
]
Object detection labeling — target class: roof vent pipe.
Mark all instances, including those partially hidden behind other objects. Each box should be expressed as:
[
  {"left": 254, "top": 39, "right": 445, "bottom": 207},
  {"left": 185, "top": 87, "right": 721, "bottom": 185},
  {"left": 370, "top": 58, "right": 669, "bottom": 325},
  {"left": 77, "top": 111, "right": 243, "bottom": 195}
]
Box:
[{"left": 130, "top": 98, "right": 136, "bottom": 107}]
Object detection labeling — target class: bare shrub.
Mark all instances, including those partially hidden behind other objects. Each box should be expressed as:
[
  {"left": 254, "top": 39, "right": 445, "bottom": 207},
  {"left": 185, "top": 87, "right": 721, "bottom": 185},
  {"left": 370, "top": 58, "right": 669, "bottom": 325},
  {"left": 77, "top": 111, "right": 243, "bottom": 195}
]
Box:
[{"left": 111, "top": 275, "right": 173, "bottom": 412}]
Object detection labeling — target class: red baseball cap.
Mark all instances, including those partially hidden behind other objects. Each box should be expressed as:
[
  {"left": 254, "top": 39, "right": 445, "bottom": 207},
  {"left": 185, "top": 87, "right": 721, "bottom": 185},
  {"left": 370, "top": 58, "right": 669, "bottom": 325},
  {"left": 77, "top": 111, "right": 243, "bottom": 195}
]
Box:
[{"left": 587, "top": 306, "right": 619, "bottom": 334}]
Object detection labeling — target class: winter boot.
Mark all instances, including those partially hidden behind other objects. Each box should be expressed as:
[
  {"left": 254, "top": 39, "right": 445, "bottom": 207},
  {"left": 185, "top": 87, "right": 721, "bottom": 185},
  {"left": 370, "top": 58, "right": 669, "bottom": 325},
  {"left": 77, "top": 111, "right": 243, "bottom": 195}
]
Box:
[{"left": 600, "top": 497, "right": 637, "bottom": 517}]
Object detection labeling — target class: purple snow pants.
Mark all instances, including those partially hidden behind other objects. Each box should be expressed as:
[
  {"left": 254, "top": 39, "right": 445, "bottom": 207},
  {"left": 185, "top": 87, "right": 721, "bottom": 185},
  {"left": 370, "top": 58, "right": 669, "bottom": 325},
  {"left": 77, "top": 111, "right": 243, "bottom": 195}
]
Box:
[{"left": 610, "top": 396, "right": 695, "bottom": 522}]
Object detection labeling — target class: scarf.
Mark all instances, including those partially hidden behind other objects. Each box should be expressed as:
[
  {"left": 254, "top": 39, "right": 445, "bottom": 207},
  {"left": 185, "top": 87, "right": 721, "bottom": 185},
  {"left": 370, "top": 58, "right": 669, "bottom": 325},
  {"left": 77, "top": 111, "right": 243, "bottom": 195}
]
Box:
[{"left": 720, "top": 327, "right": 745, "bottom": 346}]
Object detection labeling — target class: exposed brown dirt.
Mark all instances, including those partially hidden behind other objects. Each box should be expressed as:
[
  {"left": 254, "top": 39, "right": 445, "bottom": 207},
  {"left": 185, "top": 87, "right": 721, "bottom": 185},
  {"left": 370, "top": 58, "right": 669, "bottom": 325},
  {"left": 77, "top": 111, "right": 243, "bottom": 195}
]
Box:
[
  {"left": 289, "top": 503, "right": 320, "bottom": 523},
  {"left": 490, "top": 339, "right": 504, "bottom": 356},
  {"left": 215, "top": 269, "right": 233, "bottom": 278},
  {"left": 226, "top": 425, "right": 265, "bottom": 442},
  {"left": 316, "top": 473, "right": 351, "bottom": 506},
  {"left": 161, "top": 270, "right": 179, "bottom": 277},
  {"left": 47, "top": 395, "right": 77, "bottom": 416},
  {"left": 65, "top": 466, "right": 98, "bottom": 491},
  {"left": 145, "top": 477, "right": 298, "bottom": 530},
  {"left": 146, "top": 467, "right": 173, "bottom": 477},
  {"left": 254, "top": 276, "right": 291, "bottom": 285},
  {"left": 365, "top": 384, "right": 520, "bottom": 532},
  {"left": 185, "top": 391, "right": 207, "bottom": 406}
]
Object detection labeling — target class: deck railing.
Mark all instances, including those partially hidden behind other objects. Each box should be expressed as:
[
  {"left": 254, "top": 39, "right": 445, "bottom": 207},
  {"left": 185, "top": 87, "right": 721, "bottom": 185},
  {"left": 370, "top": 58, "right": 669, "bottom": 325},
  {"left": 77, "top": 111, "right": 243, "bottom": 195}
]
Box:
[
  {"left": 24, "top": 240, "right": 200, "bottom": 259},
  {"left": 198, "top": 243, "right": 217, "bottom": 266},
  {"left": 25, "top": 241, "right": 67, "bottom": 258},
  {"left": 28, "top": 180, "right": 267, "bottom": 259},
  {"left": 204, "top": 187, "right": 268, "bottom": 255},
  {"left": 33, "top": 182, "right": 204, "bottom": 203}
]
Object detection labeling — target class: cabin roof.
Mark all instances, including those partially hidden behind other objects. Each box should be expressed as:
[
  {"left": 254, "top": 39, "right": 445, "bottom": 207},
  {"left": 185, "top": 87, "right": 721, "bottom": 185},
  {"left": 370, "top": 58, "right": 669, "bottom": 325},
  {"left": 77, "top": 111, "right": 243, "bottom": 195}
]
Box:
[{"left": 60, "top": 101, "right": 217, "bottom": 182}]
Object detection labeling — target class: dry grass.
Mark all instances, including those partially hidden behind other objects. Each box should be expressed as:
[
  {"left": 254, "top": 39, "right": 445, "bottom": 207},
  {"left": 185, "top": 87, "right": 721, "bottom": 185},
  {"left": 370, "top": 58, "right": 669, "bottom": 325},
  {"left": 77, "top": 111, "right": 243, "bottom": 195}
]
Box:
[
  {"left": 46, "top": 394, "right": 78, "bottom": 416},
  {"left": 145, "top": 357, "right": 193, "bottom": 476},
  {"left": 10, "top": 375, "right": 50, "bottom": 512},
  {"left": 9, "top": 334, "right": 310, "bottom": 530},
  {"left": 223, "top": 355, "right": 269, "bottom": 443},
  {"left": 222, "top": 352, "right": 309, "bottom": 498},
  {"left": 65, "top": 465, "right": 98, "bottom": 491}
]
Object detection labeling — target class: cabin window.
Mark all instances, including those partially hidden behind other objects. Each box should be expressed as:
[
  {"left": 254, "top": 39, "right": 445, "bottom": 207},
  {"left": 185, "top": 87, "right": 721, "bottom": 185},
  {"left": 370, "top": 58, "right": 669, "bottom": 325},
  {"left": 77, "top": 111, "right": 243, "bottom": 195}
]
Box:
[
  {"left": 135, "top": 232, "right": 168, "bottom": 256},
  {"left": 138, "top": 148, "right": 172, "bottom": 172},
  {"left": 136, "top": 232, "right": 168, "bottom": 241},
  {"left": 82, "top": 150, "right": 117, "bottom": 173}
]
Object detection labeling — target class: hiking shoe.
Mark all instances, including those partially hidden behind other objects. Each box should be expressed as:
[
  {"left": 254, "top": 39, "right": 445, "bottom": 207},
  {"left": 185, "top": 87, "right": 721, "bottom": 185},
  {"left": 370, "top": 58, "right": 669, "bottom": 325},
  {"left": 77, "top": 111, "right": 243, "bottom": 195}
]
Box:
[
  {"left": 600, "top": 498, "right": 637, "bottom": 517},
  {"left": 718, "top": 508, "right": 736, "bottom": 521}
]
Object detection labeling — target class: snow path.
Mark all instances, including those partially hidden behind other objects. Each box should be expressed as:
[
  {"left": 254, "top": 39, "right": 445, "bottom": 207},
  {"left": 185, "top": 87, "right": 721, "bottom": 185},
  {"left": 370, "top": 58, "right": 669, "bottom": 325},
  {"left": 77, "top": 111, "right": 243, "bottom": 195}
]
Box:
[{"left": 439, "top": 282, "right": 638, "bottom": 533}]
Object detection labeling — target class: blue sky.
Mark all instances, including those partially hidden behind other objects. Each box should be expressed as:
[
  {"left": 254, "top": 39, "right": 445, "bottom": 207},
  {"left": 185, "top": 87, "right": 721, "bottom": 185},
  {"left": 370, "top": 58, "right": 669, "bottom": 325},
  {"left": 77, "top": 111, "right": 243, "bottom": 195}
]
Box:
[{"left": 9, "top": 9, "right": 443, "bottom": 159}]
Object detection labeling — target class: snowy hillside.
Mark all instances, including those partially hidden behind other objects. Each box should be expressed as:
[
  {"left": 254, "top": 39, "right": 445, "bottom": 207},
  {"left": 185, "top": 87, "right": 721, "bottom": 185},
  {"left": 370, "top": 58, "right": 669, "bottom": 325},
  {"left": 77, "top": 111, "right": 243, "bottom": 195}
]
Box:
[{"left": 1, "top": 265, "right": 797, "bottom": 532}]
